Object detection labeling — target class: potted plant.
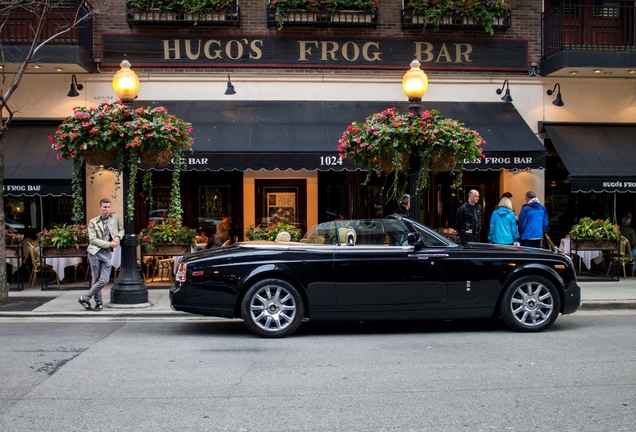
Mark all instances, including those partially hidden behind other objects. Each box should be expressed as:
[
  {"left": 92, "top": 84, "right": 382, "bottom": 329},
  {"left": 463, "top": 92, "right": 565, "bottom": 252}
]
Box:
[
  {"left": 183, "top": 0, "right": 234, "bottom": 22},
  {"left": 328, "top": 0, "right": 376, "bottom": 22},
  {"left": 36, "top": 224, "right": 89, "bottom": 256},
  {"left": 50, "top": 101, "right": 193, "bottom": 223},
  {"left": 269, "top": 0, "right": 325, "bottom": 30},
  {"left": 139, "top": 217, "right": 197, "bottom": 254},
  {"left": 5, "top": 228, "right": 24, "bottom": 258},
  {"left": 338, "top": 107, "right": 485, "bottom": 199},
  {"left": 405, "top": 0, "right": 509, "bottom": 35},
  {"left": 568, "top": 218, "right": 620, "bottom": 250},
  {"left": 245, "top": 222, "right": 303, "bottom": 241}
]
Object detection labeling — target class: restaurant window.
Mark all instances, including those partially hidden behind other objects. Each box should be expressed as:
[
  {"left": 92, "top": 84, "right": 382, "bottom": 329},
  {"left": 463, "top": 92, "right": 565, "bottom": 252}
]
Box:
[{"left": 255, "top": 179, "right": 307, "bottom": 234}]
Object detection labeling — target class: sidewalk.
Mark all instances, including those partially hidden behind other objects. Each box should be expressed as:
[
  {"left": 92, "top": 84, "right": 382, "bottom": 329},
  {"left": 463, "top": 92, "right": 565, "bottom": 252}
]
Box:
[{"left": 1, "top": 277, "right": 635, "bottom": 318}]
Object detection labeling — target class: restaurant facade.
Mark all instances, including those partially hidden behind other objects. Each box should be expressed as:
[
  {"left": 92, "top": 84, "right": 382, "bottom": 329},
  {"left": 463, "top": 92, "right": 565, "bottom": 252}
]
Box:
[{"left": 3, "top": 0, "right": 636, "bottom": 242}]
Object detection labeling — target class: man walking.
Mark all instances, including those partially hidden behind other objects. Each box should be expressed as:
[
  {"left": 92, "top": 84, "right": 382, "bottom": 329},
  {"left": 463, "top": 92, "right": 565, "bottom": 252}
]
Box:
[
  {"left": 518, "top": 191, "right": 549, "bottom": 248},
  {"left": 455, "top": 189, "right": 482, "bottom": 244},
  {"left": 393, "top": 194, "right": 411, "bottom": 217},
  {"left": 79, "top": 198, "right": 124, "bottom": 311}
]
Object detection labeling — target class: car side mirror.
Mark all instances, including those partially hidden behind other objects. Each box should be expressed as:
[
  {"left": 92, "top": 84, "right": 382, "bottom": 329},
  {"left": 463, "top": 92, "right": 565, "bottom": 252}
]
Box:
[{"left": 407, "top": 232, "right": 418, "bottom": 246}]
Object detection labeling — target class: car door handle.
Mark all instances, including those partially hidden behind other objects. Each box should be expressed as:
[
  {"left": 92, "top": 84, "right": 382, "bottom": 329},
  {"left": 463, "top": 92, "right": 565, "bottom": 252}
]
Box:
[{"left": 409, "top": 254, "right": 449, "bottom": 259}]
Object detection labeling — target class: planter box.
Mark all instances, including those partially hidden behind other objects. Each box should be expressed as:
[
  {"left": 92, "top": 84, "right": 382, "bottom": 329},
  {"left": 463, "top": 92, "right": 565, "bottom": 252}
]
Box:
[
  {"left": 133, "top": 10, "right": 176, "bottom": 20},
  {"left": 142, "top": 244, "right": 190, "bottom": 256},
  {"left": 286, "top": 11, "right": 317, "bottom": 22},
  {"left": 570, "top": 239, "right": 618, "bottom": 251},
  {"left": 332, "top": 11, "right": 372, "bottom": 23},
  {"left": 6, "top": 246, "right": 21, "bottom": 258},
  {"left": 40, "top": 245, "right": 88, "bottom": 257},
  {"left": 185, "top": 11, "right": 226, "bottom": 21}
]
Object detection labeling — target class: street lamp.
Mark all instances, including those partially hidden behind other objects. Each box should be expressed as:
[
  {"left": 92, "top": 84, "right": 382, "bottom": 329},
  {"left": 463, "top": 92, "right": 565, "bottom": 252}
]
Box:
[
  {"left": 110, "top": 58, "right": 147, "bottom": 305},
  {"left": 402, "top": 58, "right": 429, "bottom": 222}
]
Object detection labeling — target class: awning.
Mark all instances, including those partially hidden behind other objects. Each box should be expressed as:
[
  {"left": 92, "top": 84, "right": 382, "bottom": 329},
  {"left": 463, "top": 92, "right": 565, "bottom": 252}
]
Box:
[
  {"left": 143, "top": 101, "right": 545, "bottom": 172},
  {"left": 544, "top": 124, "right": 636, "bottom": 193},
  {"left": 3, "top": 123, "right": 73, "bottom": 197}
]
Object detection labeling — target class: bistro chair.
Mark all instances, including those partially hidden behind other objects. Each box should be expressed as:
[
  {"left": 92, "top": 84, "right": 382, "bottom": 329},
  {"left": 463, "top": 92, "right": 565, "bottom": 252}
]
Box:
[
  {"left": 544, "top": 233, "right": 560, "bottom": 253},
  {"left": 606, "top": 236, "right": 635, "bottom": 278},
  {"left": 151, "top": 256, "right": 174, "bottom": 282},
  {"left": 26, "top": 241, "right": 59, "bottom": 286}
]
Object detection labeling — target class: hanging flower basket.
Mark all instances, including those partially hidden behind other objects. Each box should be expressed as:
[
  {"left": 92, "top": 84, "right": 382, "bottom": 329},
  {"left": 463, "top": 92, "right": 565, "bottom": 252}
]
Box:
[
  {"left": 379, "top": 151, "right": 410, "bottom": 173},
  {"left": 140, "top": 149, "right": 173, "bottom": 166},
  {"left": 84, "top": 149, "right": 118, "bottom": 166},
  {"left": 430, "top": 152, "right": 459, "bottom": 173}
]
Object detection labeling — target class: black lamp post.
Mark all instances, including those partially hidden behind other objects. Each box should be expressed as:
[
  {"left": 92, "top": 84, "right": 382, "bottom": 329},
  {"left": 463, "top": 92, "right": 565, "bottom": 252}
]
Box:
[
  {"left": 110, "top": 59, "right": 147, "bottom": 305},
  {"left": 402, "top": 58, "right": 429, "bottom": 222}
]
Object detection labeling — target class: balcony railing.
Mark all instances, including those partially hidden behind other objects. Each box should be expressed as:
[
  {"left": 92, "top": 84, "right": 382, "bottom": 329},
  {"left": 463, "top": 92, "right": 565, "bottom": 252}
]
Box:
[
  {"left": 125, "top": 6, "right": 240, "bottom": 27},
  {"left": 542, "top": 1, "right": 636, "bottom": 59},
  {"left": 1, "top": 0, "right": 92, "bottom": 50}
]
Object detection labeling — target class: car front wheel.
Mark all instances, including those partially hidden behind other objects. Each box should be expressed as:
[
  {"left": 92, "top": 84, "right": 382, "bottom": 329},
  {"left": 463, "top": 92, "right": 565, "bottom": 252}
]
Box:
[
  {"left": 500, "top": 276, "right": 561, "bottom": 332},
  {"left": 241, "top": 279, "right": 304, "bottom": 338}
]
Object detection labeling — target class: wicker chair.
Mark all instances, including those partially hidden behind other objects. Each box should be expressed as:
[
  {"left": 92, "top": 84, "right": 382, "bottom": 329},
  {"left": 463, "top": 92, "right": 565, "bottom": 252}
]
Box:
[{"left": 606, "top": 236, "right": 635, "bottom": 278}]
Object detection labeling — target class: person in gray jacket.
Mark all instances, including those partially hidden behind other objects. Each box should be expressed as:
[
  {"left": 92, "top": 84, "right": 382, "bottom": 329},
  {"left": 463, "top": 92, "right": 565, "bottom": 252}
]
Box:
[{"left": 79, "top": 198, "right": 124, "bottom": 311}]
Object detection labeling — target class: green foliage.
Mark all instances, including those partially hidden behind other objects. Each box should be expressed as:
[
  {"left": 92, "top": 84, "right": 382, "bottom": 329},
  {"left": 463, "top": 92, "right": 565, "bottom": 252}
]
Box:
[
  {"left": 406, "top": 0, "right": 509, "bottom": 34},
  {"left": 50, "top": 102, "right": 193, "bottom": 222},
  {"left": 36, "top": 224, "right": 89, "bottom": 248},
  {"left": 126, "top": 0, "right": 234, "bottom": 11},
  {"left": 328, "top": 0, "right": 377, "bottom": 13},
  {"left": 338, "top": 107, "right": 485, "bottom": 198},
  {"left": 139, "top": 218, "right": 197, "bottom": 251},
  {"left": 245, "top": 222, "right": 303, "bottom": 241},
  {"left": 569, "top": 218, "right": 620, "bottom": 242}
]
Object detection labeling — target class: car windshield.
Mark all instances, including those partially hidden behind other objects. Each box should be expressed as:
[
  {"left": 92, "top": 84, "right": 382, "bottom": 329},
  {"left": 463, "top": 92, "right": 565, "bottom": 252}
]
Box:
[{"left": 301, "top": 218, "right": 452, "bottom": 247}]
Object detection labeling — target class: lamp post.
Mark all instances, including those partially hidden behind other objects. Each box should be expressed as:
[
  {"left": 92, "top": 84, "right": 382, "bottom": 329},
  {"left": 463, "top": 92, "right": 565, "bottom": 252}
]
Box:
[
  {"left": 402, "top": 58, "right": 429, "bottom": 222},
  {"left": 110, "top": 58, "right": 147, "bottom": 305}
]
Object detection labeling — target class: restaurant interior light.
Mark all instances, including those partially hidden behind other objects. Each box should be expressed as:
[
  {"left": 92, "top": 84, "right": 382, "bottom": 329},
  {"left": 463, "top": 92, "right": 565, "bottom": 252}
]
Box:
[
  {"left": 547, "top": 83, "right": 564, "bottom": 106},
  {"left": 225, "top": 74, "right": 236, "bottom": 95},
  {"left": 496, "top": 80, "right": 513, "bottom": 102},
  {"left": 67, "top": 74, "right": 83, "bottom": 98}
]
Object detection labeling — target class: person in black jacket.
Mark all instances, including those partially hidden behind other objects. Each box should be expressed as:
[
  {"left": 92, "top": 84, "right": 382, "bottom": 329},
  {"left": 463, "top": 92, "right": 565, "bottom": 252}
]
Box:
[
  {"left": 393, "top": 194, "right": 411, "bottom": 216},
  {"left": 455, "top": 189, "right": 482, "bottom": 244}
]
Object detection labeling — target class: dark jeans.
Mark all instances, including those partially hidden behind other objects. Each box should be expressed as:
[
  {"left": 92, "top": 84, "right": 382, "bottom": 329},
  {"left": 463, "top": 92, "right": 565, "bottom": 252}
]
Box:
[
  {"left": 520, "top": 239, "right": 542, "bottom": 248},
  {"left": 460, "top": 232, "right": 480, "bottom": 244}
]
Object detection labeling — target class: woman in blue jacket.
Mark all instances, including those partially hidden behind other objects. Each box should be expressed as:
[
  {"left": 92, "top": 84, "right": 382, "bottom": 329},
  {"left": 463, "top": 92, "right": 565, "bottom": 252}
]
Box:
[{"left": 488, "top": 197, "right": 519, "bottom": 245}]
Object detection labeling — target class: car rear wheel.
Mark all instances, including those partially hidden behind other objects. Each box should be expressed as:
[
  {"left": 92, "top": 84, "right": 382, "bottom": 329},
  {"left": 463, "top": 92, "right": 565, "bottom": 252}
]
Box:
[
  {"left": 241, "top": 279, "right": 304, "bottom": 338},
  {"left": 500, "top": 276, "right": 561, "bottom": 332}
]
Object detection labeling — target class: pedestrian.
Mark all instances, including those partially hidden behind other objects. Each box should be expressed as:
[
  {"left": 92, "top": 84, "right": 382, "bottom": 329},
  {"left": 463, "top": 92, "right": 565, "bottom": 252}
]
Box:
[
  {"left": 488, "top": 196, "right": 519, "bottom": 245},
  {"left": 518, "top": 191, "right": 549, "bottom": 248},
  {"left": 619, "top": 212, "right": 636, "bottom": 258},
  {"left": 79, "top": 198, "right": 124, "bottom": 311},
  {"left": 394, "top": 194, "right": 411, "bottom": 217},
  {"left": 455, "top": 189, "right": 482, "bottom": 244}
]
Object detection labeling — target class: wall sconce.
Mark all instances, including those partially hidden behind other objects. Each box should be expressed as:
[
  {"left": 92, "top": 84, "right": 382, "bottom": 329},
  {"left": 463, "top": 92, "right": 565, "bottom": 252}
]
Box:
[
  {"left": 225, "top": 74, "right": 236, "bottom": 95},
  {"left": 547, "top": 83, "right": 564, "bottom": 106},
  {"left": 67, "top": 74, "right": 83, "bottom": 97},
  {"left": 529, "top": 61, "right": 539, "bottom": 77},
  {"left": 496, "top": 80, "right": 513, "bottom": 102}
]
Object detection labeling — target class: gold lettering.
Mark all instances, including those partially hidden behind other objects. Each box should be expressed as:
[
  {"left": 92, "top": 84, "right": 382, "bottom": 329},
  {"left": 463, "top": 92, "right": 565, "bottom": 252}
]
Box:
[
  {"left": 321, "top": 41, "right": 339, "bottom": 61},
  {"left": 163, "top": 40, "right": 180, "bottom": 60},
  {"left": 249, "top": 40, "right": 263, "bottom": 59},
  {"left": 362, "top": 42, "right": 381, "bottom": 62},
  {"left": 436, "top": 43, "right": 452, "bottom": 63},
  {"left": 415, "top": 42, "right": 434, "bottom": 63},
  {"left": 341, "top": 42, "right": 359, "bottom": 62},
  {"left": 455, "top": 43, "right": 472, "bottom": 63},
  {"left": 298, "top": 41, "right": 318, "bottom": 61},
  {"left": 225, "top": 40, "right": 244, "bottom": 60},
  {"left": 203, "top": 40, "right": 223, "bottom": 60},
  {"left": 184, "top": 40, "right": 201, "bottom": 60}
]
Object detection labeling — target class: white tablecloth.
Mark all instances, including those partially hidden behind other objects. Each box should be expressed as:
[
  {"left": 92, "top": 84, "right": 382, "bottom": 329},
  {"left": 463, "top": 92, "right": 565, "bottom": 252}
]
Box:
[
  {"left": 560, "top": 238, "right": 603, "bottom": 270},
  {"left": 6, "top": 258, "right": 20, "bottom": 273},
  {"left": 45, "top": 257, "right": 83, "bottom": 281}
]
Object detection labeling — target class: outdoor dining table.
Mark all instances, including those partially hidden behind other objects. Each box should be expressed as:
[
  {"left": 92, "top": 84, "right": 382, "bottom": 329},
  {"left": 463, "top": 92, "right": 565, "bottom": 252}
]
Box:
[{"left": 560, "top": 238, "right": 603, "bottom": 271}]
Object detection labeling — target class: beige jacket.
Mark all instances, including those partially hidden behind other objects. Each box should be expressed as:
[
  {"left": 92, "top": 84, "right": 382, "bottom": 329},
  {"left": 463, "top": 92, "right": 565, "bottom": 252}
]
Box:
[{"left": 87, "top": 212, "right": 124, "bottom": 255}]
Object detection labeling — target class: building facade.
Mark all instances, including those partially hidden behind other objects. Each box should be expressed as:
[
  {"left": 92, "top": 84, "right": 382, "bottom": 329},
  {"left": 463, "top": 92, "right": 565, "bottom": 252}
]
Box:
[{"left": 3, "top": 0, "right": 636, "bottom": 243}]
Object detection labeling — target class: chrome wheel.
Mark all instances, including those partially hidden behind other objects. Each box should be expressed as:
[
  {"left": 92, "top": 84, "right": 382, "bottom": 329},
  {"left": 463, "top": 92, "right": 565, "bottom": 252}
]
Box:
[
  {"left": 242, "top": 279, "right": 304, "bottom": 337},
  {"left": 500, "top": 276, "right": 560, "bottom": 332}
]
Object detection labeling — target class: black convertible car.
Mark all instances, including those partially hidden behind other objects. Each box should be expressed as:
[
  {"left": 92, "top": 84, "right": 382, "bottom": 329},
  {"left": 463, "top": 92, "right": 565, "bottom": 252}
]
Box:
[{"left": 170, "top": 216, "right": 581, "bottom": 337}]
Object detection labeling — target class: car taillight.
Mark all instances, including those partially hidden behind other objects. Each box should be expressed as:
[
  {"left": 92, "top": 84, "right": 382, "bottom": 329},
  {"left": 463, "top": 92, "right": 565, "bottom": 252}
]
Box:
[{"left": 175, "top": 262, "right": 187, "bottom": 283}]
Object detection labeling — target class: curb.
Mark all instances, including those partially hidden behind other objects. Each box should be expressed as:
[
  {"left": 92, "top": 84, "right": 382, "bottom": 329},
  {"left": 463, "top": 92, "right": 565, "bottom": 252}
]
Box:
[{"left": 578, "top": 300, "right": 636, "bottom": 310}]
